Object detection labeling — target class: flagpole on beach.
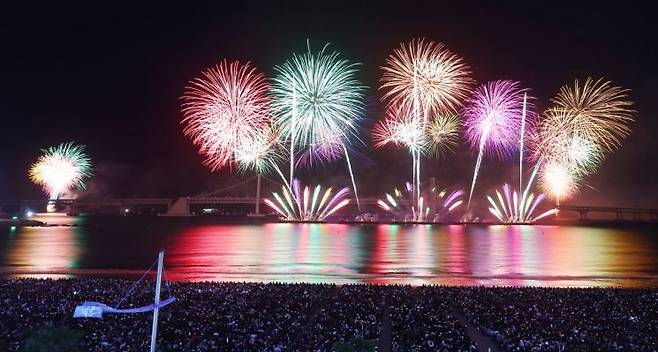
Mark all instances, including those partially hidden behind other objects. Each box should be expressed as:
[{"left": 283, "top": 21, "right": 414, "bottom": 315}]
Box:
[{"left": 150, "top": 250, "right": 164, "bottom": 352}]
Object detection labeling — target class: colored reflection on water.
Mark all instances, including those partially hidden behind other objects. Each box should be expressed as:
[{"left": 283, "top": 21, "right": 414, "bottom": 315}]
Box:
[
  {"left": 1, "top": 218, "right": 658, "bottom": 287},
  {"left": 1, "top": 224, "right": 84, "bottom": 279}
]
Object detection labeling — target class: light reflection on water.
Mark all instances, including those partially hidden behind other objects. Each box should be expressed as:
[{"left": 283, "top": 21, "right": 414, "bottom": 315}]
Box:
[{"left": 1, "top": 218, "right": 657, "bottom": 287}]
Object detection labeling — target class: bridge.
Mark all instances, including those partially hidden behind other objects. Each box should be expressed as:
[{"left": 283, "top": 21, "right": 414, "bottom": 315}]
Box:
[
  {"left": 557, "top": 205, "right": 658, "bottom": 221},
  {"left": 4, "top": 198, "right": 657, "bottom": 222},
  {"left": 1, "top": 175, "right": 656, "bottom": 221},
  {"left": 0, "top": 196, "right": 381, "bottom": 216},
  {"left": 0, "top": 175, "right": 382, "bottom": 216},
  {"left": 187, "top": 197, "right": 380, "bottom": 205},
  {"left": 0, "top": 198, "right": 173, "bottom": 215}
]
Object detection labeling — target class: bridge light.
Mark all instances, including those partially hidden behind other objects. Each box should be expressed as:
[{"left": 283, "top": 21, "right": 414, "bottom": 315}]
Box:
[{"left": 25, "top": 210, "right": 34, "bottom": 218}]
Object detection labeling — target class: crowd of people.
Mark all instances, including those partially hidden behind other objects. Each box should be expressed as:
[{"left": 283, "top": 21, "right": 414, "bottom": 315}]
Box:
[
  {"left": 387, "top": 285, "right": 476, "bottom": 351},
  {"left": 0, "top": 279, "right": 657, "bottom": 351},
  {"left": 455, "top": 286, "right": 658, "bottom": 351}
]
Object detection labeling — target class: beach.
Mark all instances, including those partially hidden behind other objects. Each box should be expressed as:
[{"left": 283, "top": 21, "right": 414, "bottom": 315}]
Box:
[{"left": 2, "top": 279, "right": 657, "bottom": 351}]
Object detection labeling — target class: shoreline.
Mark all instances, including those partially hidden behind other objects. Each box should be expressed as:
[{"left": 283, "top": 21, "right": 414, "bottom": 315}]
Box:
[
  {"left": 2, "top": 275, "right": 658, "bottom": 289},
  {"left": 3, "top": 214, "right": 658, "bottom": 228},
  {"left": 3, "top": 275, "right": 658, "bottom": 285}
]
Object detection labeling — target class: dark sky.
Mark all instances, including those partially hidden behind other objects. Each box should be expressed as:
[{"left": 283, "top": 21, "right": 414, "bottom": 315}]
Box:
[{"left": 1, "top": 1, "right": 656, "bottom": 207}]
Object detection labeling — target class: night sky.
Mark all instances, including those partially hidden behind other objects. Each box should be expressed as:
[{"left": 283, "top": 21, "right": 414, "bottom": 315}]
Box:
[{"left": 1, "top": 2, "right": 656, "bottom": 208}]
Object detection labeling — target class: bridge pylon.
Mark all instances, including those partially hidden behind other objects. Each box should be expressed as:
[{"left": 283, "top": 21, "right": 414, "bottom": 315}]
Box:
[{"left": 163, "top": 197, "right": 191, "bottom": 217}]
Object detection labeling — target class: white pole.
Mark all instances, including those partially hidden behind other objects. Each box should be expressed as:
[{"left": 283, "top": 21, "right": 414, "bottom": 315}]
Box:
[{"left": 150, "top": 250, "right": 164, "bottom": 352}]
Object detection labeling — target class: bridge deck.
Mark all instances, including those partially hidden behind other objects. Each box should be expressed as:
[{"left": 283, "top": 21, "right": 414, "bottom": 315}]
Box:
[{"left": 2, "top": 199, "right": 657, "bottom": 221}]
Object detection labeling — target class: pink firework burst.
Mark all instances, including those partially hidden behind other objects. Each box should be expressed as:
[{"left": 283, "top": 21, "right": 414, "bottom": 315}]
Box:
[
  {"left": 181, "top": 60, "right": 272, "bottom": 171},
  {"left": 463, "top": 80, "right": 535, "bottom": 159}
]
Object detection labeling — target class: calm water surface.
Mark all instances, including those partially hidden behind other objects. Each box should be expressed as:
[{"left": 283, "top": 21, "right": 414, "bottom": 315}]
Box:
[{"left": 1, "top": 214, "right": 657, "bottom": 287}]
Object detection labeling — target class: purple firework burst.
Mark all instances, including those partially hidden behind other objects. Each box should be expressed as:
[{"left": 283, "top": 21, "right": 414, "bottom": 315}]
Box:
[{"left": 463, "top": 80, "right": 535, "bottom": 159}]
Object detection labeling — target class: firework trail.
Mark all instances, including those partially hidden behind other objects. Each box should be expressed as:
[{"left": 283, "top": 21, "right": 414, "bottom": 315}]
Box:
[
  {"left": 181, "top": 60, "right": 276, "bottom": 173},
  {"left": 372, "top": 102, "right": 427, "bottom": 208},
  {"left": 29, "top": 142, "right": 92, "bottom": 200},
  {"left": 372, "top": 107, "right": 460, "bottom": 209},
  {"left": 519, "top": 93, "right": 527, "bottom": 193},
  {"left": 463, "top": 80, "right": 534, "bottom": 206},
  {"left": 376, "top": 182, "right": 464, "bottom": 222},
  {"left": 486, "top": 183, "right": 557, "bottom": 223},
  {"left": 264, "top": 179, "right": 351, "bottom": 221},
  {"left": 270, "top": 42, "right": 366, "bottom": 209}
]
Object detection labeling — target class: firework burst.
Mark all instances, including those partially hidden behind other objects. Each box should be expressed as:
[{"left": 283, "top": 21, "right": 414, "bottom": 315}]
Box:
[
  {"left": 530, "top": 78, "right": 633, "bottom": 204},
  {"left": 372, "top": 102, "right": 427, "bottom": 209},
  {"left": 181, "top": 60, "right": 274, "bottom": 173},
  {"left": 270, "top": 42, "right": 366, "bottom": 208},
  {"left": 552, "top": 78, "right": 634, "bottom": 152},
  {"left": 379, "top": 39, "right": 471, "bottom": 211},
  {"left": 372, "top": 105, "right": 459, "bottom": 158},
  {"left": 539, "top": 161, "right": 578, "bottom": 203},
  {"left": 532, "top": 108, "right": 603, "bottom": 177},
  {"left": 264, "top": 179, "right": 351, "bottom": 221},
  {"left": 270, "top": 42, "right": 366, "bottom": 164},
  {"left": 234, "top": 126, "right": 284, "bottom": 175},
  {"left": 428, "top": 114, "right": 460, "bottom": 157},
  {"left": 29, "top": 142, "right": 92, "bottom": 199},
  {"left": 372, "top": 102, "right": 428, "bottom": 154},
  {"left": 380, "top": 38, "right": 473, "bottom": 117},
  {"left": 463, "top": 80, "right": 535, "bottom": 205},
  {"left": 463, "top": 80, "right": 534, "bottom": 158}
]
